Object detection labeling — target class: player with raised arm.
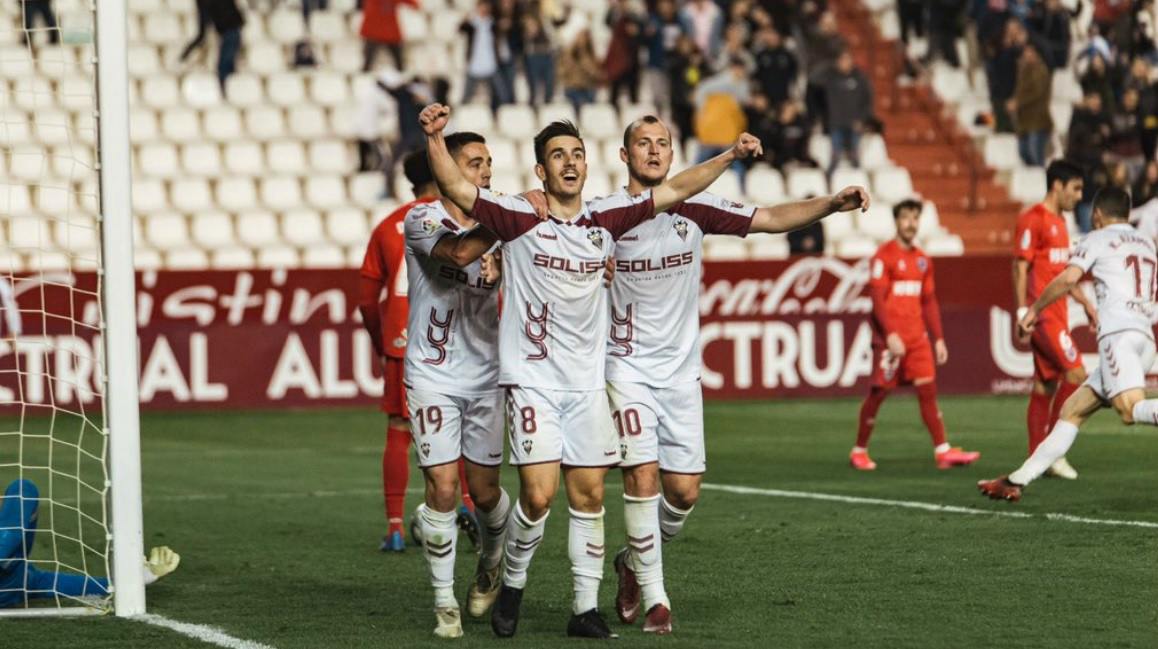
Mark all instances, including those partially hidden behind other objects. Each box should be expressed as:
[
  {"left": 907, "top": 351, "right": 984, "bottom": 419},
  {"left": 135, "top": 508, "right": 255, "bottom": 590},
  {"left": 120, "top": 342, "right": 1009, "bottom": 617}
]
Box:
[
  {"left": 420, "top": 102, "right": 761, "bottom": 639},
  {"left": 402, "top": 132, "right": 520, "bottom": 638},
  {"left": 848, "top": 200, "right": 981, "bottom": 471},
  {"left": 1012, "top": 159, "right": 1099, "bottom": 480},
  {"left": 980, "top": 188, "right": 1158, "bottom": 501},
  {"left": 606, "top": 115, "right": 869, "bottom": 634},
  {"left": 357, "top": 151, "right": 479, "bottom": 553}
]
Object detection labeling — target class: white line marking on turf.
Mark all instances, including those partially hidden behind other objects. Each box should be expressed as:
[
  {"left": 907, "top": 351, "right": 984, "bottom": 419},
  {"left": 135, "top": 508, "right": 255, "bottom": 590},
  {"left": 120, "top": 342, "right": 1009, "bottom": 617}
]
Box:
[
  {"left": 701, "top": 483, "right": 1158, "bottom": 529},
  {"left": 137, "top": 613, "right": 278, "bottom": 649}
]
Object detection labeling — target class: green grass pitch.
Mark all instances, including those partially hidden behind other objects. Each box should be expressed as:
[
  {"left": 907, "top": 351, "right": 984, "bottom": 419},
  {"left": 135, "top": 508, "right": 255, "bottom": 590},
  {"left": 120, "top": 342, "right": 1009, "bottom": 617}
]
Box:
[{"left": 3, "top": 395, "right": 1157, "bottom": 648}]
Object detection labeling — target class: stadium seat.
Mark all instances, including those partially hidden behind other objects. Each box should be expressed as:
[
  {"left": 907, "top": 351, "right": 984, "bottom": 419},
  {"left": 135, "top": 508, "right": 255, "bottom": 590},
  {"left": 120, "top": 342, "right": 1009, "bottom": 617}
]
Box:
[
  {"left": 244, "top": 106, "right": 287, "bottom": 140},
  {"left": 11, "top": 77, "right": 53, "bottom": 111},
  {"left": 856, "top": 205, "right": 897, "bottom": 241},
  {"left": 836, "top": 237, "right": 877, "bottom": 258},
  {"left": 487, "top": 137, "right": 521, "bottom": 173},
  {"left": 702, "top": 237, "right": 748, "bottom": 261},
  {"left": 808, "top": 135, "right": 831, "bottom": 171},
  {"left": 140, "top": 75, "right": 180, "bottom": 109},
  {"left": 326, "top": 208, "right": 371, "bottom": 246},
  {"left": 160, "top": 107, "right": 201, "bottom": 143},
  {"left": 130, "top": 108, "right": 159, "bottom": 142},
  {"left": 429, "top": 11, "right": 463, "bottom": 43},
  {"left": 308, "top": 139, "right": 351, "bottom": 174},
  {"left": 1009, "top": 166, "right": 1047, "bottom": 205},
  {"left": 212, "top": 247, "right": 257, "bottom": 269},
  {"left": 204, "top": 107, "right": 244, "bottom": 141},
  {"left": 983, "top": 133, "right": 1021, "bottom": 171},
  {"left": 832, "top": 168, "right": 870, "bottom": 194},
  {"left": 145, "top": 212, "right": 190, "bottom": 250},
  {"left": 181, "top": 72, "right": 222, "bottom": 108},
  {"left": 1051, "top": 69, "right": 1082, "bottom": 103},
  {"left": 1049, "top": 101, "right": 1073, "bottom": 134},
  {"left": 215, "top": 177, "right": 259, "bottom": 212},
  {"left": 132, "top": 179, "right": 169, "bottom": 212},
  {"left": 310, "top": 11, "right": 347, "bottom": 43},
  {"left": 579, "top": 103, "right": 620, "bottom": 140},
  {"left": 303, "top": 245, "right": 347, "bottom": 268},
  {"left": 170, "top": 179, "right": 214, "bottom": 213},
  {"left": 268, "top": 72, "right": 307, "bottom": 107},
  {"left": 397, "top": 5, "right": 429, "bottom": 40},
  {"left": 787, "top": 167, "right": 828, "bottom": 199},
  {"left": 267, "top": 10, "right": 306, "bottom": 44},
  {"left": 52, "top": 146, "right": 96, "bottom": 181},
  {"left": 490, "top": 171, "right": 524, "bottom": 196},
  {"left": 191, "top": 211, "right": 236, "bottom": 248},
  {"left": 822, "top": 211, "right": 855, "bottom": 241},
  {"left": 246, "top": 42, "right": 286, "bottom": 75},
  {"left": 0, "top": 46, "right": 35, "bottom": 77},
  {"left": 859, "top": 134, "right": 891, "bottom": 170},
  {"left": 309, "top": 71, "right": 350, "bottom": 107},
  {"left": 537, "top": 103, "right": 577, "bottom": 129},
  {"left": 32, "top": 251, "right": 74, "bottom": 272},
  {"left": 142, "top": 13, "right": 183, "bottom": 44},
  {"left": 165, "top": 248, "right": 211, "bottom": 270},
  {"left": 453, "top": 104, "right": 494, "bottom": 133},
  {"left": 288, "top": 105, "right": 329, "bottom": 139},
  {"left": 707, "top": 171, "right": 744, "bottom": 202},
  {"left": 328, "top": 40, "right": 363, "bottom": 73},
  {"left": 327, "top": 105, "right": 359, "bottom": 138},
  {"left": 924, "top": 233, "right": 966, "bottom": 256},
  {"left": 8, "top": 148, "right": 45, "bottom": 183},
  {"left": 237, "top": 211, "right": 282, "bottom": 247},
  {"left": 36, "top": 186, "right": 76, "bottom": 216},
  {"left": 55, "top": 216, "right": 99, "bottom": 253},
  {"left": 747, "top": 232, "right": 790, "bottom": 260},
  {"left": 181, "top": 142, "right": 223, "bottom": 177},
  {"left": 224, "top": 141, "right": 265, "bottom": 176},
  {"left": 257, "top": 246, "right": 301, "bottom": 268},
  {"left": 224, "top": 73, "right": 264, "bottom": 107},
  {"left": 583, "top": 171, "right": 613, "bottom": 199},
  {"left": 282, "top": 209, "right": 326, "bottom": 246},
  {"left": 871, "top": 167, "right": 916, "bottom": 204},
  {"left": 260, "top": 177, "right": 304, "bottom": 211},
  {"left": 267, "top": 141, "right": 307, "bottom": 175},
  {"left": 350, "top": 173, "right": 386, "bottom": 208},
  {"left": 599, "top": 139, "right": 624, "bottom": 169},
  {"left": 8, "top": 215, "right": 51, "bottom": 249},
  {"left": 305, "top": 176, "right": 348, "bottom": 209},
  {"left": 931, "top": 64, "right": 970, "bottom": 104},
  {"left": 918, "top": 201, "right": 944, "bottom": 239},
  {"left": 138, "top": 143, "right": 180, "bottom": 178}
]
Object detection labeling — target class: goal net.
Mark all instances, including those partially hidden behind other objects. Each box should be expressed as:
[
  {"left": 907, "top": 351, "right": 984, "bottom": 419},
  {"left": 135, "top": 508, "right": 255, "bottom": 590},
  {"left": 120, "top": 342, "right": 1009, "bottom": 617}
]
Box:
[{"left": 0, "top": 0, "right": 144, "bottom": 616}]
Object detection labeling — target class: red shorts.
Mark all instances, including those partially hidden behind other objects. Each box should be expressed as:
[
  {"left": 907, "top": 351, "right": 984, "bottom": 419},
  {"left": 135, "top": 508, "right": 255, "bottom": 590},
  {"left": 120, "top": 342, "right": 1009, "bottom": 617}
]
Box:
[
  {"left": 382, "top": 357, "right": 409, "bottom": 416},
  {"left": 871, "top": 339, "right": 935, "bottom": 388},
  {"left": 1030, "top": 319, "right": 1082, "bottom": 382}
]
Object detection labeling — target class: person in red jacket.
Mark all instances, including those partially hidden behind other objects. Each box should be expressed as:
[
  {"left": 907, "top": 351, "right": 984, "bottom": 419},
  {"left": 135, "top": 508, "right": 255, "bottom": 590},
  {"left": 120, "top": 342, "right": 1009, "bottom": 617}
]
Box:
[
  {"left": 360, "top": 0, "right": 417, "bottom": 72},
  {"left": 359, "top": 151, "right": 475, "bottom": 552},
  {"left": 849, "top": 199, "right": 981, "bottom": 471}
]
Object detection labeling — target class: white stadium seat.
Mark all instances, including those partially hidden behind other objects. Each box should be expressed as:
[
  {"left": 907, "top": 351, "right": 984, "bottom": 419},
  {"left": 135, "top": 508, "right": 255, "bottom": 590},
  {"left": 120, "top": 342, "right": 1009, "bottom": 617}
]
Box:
[
  {"left": 204, "top": 107, "right": 244, "bottom": 141},
  {"left": 328, "top": 41, "right": 363, "bottom": 73},
  {"left": 246, "top": 42, "right": 286, "bottom": 75},
  {"left": 706, "top": 171, "right": 744, "bottom": 203},
  {"left": 245, "top": 106, "right": 287, "bottom": 140},
  {"left": 138, "top": 143, "right": 179, "bottom": 179},
  {"left": 191, "top": 211, "right": 236, "bottom": 248},
  {"left": 497, "top": 104, "right": 538, "bottom": 140},
  {"left": 133, "top": 248, "right": 164, "bottom": 270},
  {"left": 871, "top": 167, "right": 916, "bottom": 204},
  {"left": 349, "top": 173, "right": 386, "bottom": 208},
  {"left": 267, "top": 141, "right": 308, "bottom": 175},
  {"left": 140, "top": 75, "right": 181, "bottom": 110},
  {"left": 224, "top": 141, "right": 265, "bottom": 176},
  {"left": 859, "top": 134, "right": 890, "bottom": 170},
  {"left": 282, "top": 209, "right": 326, "bottom": 246},
  {"left": 310, "top": 12, "right": 347, "bottom": 43},
  {"left": 808, "top": 134, "right": 831, "bottom": 171},
  {"left": 786, "top": 167, "right": 828, "bottom": 199},
  {"left": 166, "top": 248, "right": 211, "bottom": 270},
  {"left": 583, "top": 172, "right": 613, "bottom": 199},
  {"left": 579, "top": 103, "right": 620, "bottom": 140},
  {"left": 212, "top": 247, "right": 257, "bottom": 269},
  {"left": 1009, "top": 166, "right": 1047, "bottom": 205},
  {"left": 305, "top": 176, "right": 348, "bottom": 210},
  {"left": 257, "top": 246, "right": 301, "bottom": 268},
  {"left": 924, "top": 233, "right": 966, "bottom": 256},
  {"left": 326, "top": 208, "right": 370, "bottom": 246},
  {"left": 215, "top": 177, "right": 259, "bottom": 212},
  {"left": 268, "top": 72, "right": 307, "bottom": 107},
  {"left": 397, "top": 5, "right": 429, "bottom": 41},
  {"left": 308, "top": 139, "right": 351, "bottom": 174},
  {"left": 9, "top": 216, "right": 51, "bottom": 248},
  {"left": 145, "top": 213, "right": 190, "bottom": 250},
  {"left": 237, "top": 211, "right": 282, "bottom": 247},
  {"left": 181, "top": 72, "right": 222, "bottom": 108},
  {"left": 836, "top": 237, "right": 877, "bottom": 258},
  {"left": 302, "top": 245, "right": 347, "bottom": 268},
  {"left": 161, "top": 107, "right": 201, "bottom": 142},
  {"left": 182, "top": 142, "right": 223, "bottom": 177},
  {"left": 288, "top": 105, "right": 329, "bottom": 138},
  {"left": 822, "top": 211, "right": 856, "bottom": 242},
  {"left": 267, "top": 10, "right": 306, "bottom": 44},
  {"left": 832, "top": 168, "right": 870, "bottom": 194},
  {"left": 225, "top": 73, "right": 265, "bottom": 107},
  {"left": 453, "top": 104, "right": 494, "bottom": 133},
  {"left": 170, "top": 179, "right": 214, "bottom": 213},
  {"left": 856, "top": 205, "right": 897, "bottom": 241},
  {"left": 983, "top": 133, "right": 1021, "bottom": 171},
  {"left": 260, "top": 177, "right": 304, "bottom": 211},
  {"left": 309, "top": 71, "right": 350, "bottom": 107},
  {"left": 538, "top": 103, "right": 577, "bottom": 129},
  {"left": 747, "top": 233, "right": 790, "bottom": 260},
  {"left": 130, "top": 108, "right": 159, "bottom": 142},
  {"left": 702, "top": 237, "right": 748, "bottom": 261},
  {"left": 142, "top": 13, "right": 183, "bottom": 44},
  {"left": 132, "top": 179, "right": 169, "bottom": 213},
  {"left": 487, "top": 137, "right": 521, "bottom": 173}
]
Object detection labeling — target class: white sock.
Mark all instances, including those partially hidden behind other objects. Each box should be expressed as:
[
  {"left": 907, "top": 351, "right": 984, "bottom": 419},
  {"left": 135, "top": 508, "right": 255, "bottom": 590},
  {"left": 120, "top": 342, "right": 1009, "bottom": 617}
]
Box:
[
  {"left": 659, "top": 497, "right": 693, "bottom": 543},
  {"left": 934, "top": 442, "right": 951, "bottom": 454},
  {"left": 624, "top": 494, "right": 668, "bottom": 611},
  {"left": 502, "top": 500, "right": 547, "bottom": 590},
  {"left": 1009, "top": 420, "right": 1080, "bottom": 486},
  {"left": 419, "top": 505, "right": 459, "bottom": 609},
  {"left": 475, "top": 488, "right": 511, "bottom": 571},
  {"left": 1132, "top": 399, "right": 1158, "bottom": 426},
  {"left": 568, "top": 507, "right": 605, "bottom": 614}
]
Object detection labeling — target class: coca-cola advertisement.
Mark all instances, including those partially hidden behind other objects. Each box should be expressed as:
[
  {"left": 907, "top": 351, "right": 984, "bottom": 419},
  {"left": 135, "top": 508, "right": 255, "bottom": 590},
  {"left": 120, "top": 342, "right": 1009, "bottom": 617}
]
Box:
[{"left": 0, "top": 256, "right": 1135, "bottom": 411}]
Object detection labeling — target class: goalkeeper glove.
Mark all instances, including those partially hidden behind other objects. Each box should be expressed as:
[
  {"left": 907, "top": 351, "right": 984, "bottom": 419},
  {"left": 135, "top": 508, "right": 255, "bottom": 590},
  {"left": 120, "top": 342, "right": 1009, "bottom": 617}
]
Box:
[{"left": 142, "top": 546, "right": 180, "bottom": 585}]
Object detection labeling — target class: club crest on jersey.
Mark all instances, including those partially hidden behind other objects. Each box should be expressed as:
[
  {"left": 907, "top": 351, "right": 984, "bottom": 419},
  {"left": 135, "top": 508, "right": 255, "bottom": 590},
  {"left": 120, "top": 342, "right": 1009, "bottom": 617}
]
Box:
[
  {"left": 420, "top": 442, "right": 431, "bottom": 457},
  {"left": 673, "top": 219, "right": 689, "bottom": 241},
  {"left": 917, "top": 257, "right": 927, "bottom": 272},
  {"left": 421, "top": 218, "right": 440, "bottom": 235},
  {"left": 587, "top": 230, "right": 604, "bottom": 249},
  {"left": 521, "top": 439, "right": 533, "bottom": 454}
]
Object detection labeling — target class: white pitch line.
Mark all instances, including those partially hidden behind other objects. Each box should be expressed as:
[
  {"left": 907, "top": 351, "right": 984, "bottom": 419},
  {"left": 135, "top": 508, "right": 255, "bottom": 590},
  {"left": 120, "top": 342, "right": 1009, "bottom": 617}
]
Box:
[
  {"left": 136, "top": 613, "right": 278, "bottom": 649},
  {"left": 701, "top": 483, "right": 1158, "bottom": 529}
]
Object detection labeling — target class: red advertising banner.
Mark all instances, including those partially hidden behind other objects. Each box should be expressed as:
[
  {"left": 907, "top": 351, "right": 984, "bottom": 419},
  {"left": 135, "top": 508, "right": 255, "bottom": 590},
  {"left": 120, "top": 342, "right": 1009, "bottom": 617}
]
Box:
[{"left": 0, "top": 256, "right": 1130, "bottom": 411}]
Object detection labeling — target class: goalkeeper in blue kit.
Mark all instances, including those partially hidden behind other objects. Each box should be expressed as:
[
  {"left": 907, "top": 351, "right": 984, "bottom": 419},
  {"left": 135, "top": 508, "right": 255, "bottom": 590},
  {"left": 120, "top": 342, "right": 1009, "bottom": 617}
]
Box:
[{"left": 0, "top": 479, "right": 179, "bottom": 608}]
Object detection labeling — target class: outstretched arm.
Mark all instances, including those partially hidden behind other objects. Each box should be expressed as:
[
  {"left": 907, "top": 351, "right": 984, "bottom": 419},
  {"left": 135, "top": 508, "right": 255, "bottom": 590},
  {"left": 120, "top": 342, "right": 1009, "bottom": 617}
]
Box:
[
  {"left": 749, "top": 186, "right": 870, "bottom": 234},
  {"left": 651, "top": 133, "right": 763, "bottom": 213},
  {"left": 429, "top": 228, "right": 500, "bottom": 268},
  {"left": 419, "top": 104, "right": 479, "bottom": 214},
  {"left": 1018, "top": 265, "right": 1084, "bottom": 334}
]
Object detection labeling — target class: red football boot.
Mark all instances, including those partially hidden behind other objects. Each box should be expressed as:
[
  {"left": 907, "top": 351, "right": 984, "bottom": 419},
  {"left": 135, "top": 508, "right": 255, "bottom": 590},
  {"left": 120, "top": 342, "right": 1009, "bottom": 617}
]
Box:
[
  {"left": 977, "top": 476, "right": 1023, "bottom": 502},
  {"left": 936, "top": 447, "right": 980, "bottom": 469},
  {"left": 849, "top": 449, "right": 877, "bottom": 471},
  {"left": 642, "top": 604, "right": 672, "bottom": 635},
  {"left": 614, "top": 548, "right": 641, "bottom": 624}
]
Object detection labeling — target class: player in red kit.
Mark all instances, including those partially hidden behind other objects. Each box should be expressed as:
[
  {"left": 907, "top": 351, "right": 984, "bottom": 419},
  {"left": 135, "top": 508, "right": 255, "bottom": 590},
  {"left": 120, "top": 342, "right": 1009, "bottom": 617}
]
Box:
[
  {"left": 850, "top": 200, "right": 981, "bottom": 470},
  {"left": 358, "top": 151, "right": 476, "bottom": 552},
  {"left": 1012, "top": 160, "right": 1097, "bottom": 480}
]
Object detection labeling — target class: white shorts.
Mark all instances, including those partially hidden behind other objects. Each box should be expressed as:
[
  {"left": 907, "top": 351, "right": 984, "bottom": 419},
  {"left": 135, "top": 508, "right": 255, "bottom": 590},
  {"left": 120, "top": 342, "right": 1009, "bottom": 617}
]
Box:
[
  {"left": 606, "top": 380, "right": 705, "bottom": 474},
  {"left": 406, "top": 389, "right": 505, "bottom": 468},
  {"left": 1084, "top": 331, "right": 1157, "bottom": 401},
  {"left": 506, "top": 387, "right": 619, "bottom": 467}
]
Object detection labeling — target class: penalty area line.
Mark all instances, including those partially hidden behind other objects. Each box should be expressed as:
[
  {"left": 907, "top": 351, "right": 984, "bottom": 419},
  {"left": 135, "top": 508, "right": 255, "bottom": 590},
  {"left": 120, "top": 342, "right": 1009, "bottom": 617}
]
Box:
[
  {"left": 136, "top": 613, "right": 278, "bottom": 649},
  {"left": 701, "top": 483, "right": 1158, "bottom": 529}
]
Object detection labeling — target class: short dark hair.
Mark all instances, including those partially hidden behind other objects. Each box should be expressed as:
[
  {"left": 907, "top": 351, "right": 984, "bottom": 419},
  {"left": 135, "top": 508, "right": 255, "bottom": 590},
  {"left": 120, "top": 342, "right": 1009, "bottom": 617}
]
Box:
[
  {"left": 1045, "top": 159, "right": 1083, "bottom": 191},
  {"left": 534, "top": 120, "right": 583, "bottom": 165},
  {"left": 402, "top": 149, "right": 434, "bottom": 192},
  {"left": 892, "top": 199, "right": 923, "bottom": 218},
  {"left": 444, "top": 131, "right": 487, "bottom": 159},
  {"left": 621, "top": 115, "right": 669, "bottom": 150},
  {"left": 1093, "top": 186, "right": 1131, "bottom": 220}
]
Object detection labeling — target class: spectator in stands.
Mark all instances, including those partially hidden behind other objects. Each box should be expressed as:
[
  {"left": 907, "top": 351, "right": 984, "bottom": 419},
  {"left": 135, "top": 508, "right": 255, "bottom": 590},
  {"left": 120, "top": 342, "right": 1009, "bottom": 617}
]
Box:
[
  {"left": 754, "top": 27, "right": 797, "bottom": 106},
  {"left": 493, "top": 0, "right": 521, "bottom": 109},
  {"left": 693, "top": 57, "right": 750, "bottom": 180},
  {"left": 604, "top": 0, "right": 645, "bottom": 106},
  {"left": 360, "top": 0, "right": 415, "bottom": 72},
  {"left": 293, "top": 40, "right": 319, "bottom": 68},
  {"left": 643, "top": 0, "right": 684, "bottom": 117},
  {"left": 1009, "top": 45, "right": 1052, "bottom": 167},
  {"left": 679, "top": 0, "right": 724, "bottom": 60},
  {"left": 20, "top": 0, "right": 59, "bottom": 48},
  {"left": 558, "top": 28, "right": 603, "bottom": 113},
  {"left": 1134, "top": 160, "right": 1158, "bottom": 205},
  {"left": 179, "top": 0, "right": 245, "bottom": 95},
  {"left": 668, "top": 33, "right": 705, "bottom": 150},
  {"left": 989, "top": 18, "right": 1027, "bottom": 133},
  {"left": 1028, "top": 0, "right": 1073, "bottom": 69},
  {"left": 356, "top": 70, "right": 444, "bottom": 197},
  {"left": 522, "top": 12, "right": 557, "bottom": 106},
  {"left": 713, "top": 22, "right": 755, "bottom": 74},
  {"left": 764, "top": 100, "right": 817, "bottom": 171},
  {"left": 788, "top": 219, "right": 826, "bottom": 255},
  {"left": 823, "top": 50, "right": 873, "bottom": 174},
  {"left": 460, "top": 0, "right": 512, "bottom": 112},
  {"left": 1126, "top": 57, "right": 1158, "bottom": 160},
  {"left": 1109, "top": 86, "right": 1146, "bottom": 171},
  {"left": 897, "top": 0, "right": 925, "bottom": 46},
  {"left": 926, "top": 0, "right": 966, "bottom": 67},
  {"left": 802, "top": 11, "right": 847, "bottom": 128},
  {"left": 1080, "top": 52, "right": 1118, "bottom": 114}
]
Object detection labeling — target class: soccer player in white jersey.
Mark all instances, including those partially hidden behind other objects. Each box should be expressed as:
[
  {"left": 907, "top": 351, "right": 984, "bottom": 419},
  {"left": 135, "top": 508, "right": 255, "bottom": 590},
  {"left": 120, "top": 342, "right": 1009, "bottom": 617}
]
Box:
[
  {"left": 419, "top": 102, "right": 762, "bottom": 639},
  {"left": 403, "top": 131, "right": 513, "bottom": 638},
  {"left": 979, "top": 187, "right": 1158, "bottom": 502},
  {"left": 606, "top": 115, "right": 870, "bottom": 634}
]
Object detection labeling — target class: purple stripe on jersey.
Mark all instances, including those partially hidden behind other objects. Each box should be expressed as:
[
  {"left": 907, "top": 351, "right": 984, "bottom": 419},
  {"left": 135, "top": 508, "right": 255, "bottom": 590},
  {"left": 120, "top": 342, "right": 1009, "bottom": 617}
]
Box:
[
  {"left": 673, "top": 199, "right": 755, "bottom": 237},
  {"left": 470, "top": 187, "right": 541, "bottom": 242},
  {"left": 440, "top": 218, "right": 460, "bottom": 232}
]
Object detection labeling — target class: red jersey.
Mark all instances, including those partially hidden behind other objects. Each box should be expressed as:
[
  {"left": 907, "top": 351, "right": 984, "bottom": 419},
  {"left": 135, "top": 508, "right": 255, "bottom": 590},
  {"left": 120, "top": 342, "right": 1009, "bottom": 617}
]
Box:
[
  {"left": 1015, "top": 203, "right": 1070, "bottom": 325},
  {"left": 359, "top": 198, "right": 436, "bottom": 359},
  {"left": 868, "top": 240, "right": 943, "bottom": 346}
]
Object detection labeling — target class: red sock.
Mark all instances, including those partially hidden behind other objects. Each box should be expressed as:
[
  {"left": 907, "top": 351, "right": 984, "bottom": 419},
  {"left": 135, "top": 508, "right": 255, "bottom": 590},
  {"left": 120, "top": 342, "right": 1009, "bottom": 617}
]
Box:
[
  {"left": 457, "top": 459, "right": 475, "bottom": 513},
  {"left": 856, "top": 387, "right": 890, "bottom": 448},
  {"left": 1049, "top": 381, "right": 1079, "bottom": 431},
  {"left": 383, "top": 425, "right": 411, "bottom": 534},
  {"left": 1027, "top": 392, "right": 1051, "bottom": 453},
  {"left": 915, "top": 382, "right": 947, "bottom": 448}
]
